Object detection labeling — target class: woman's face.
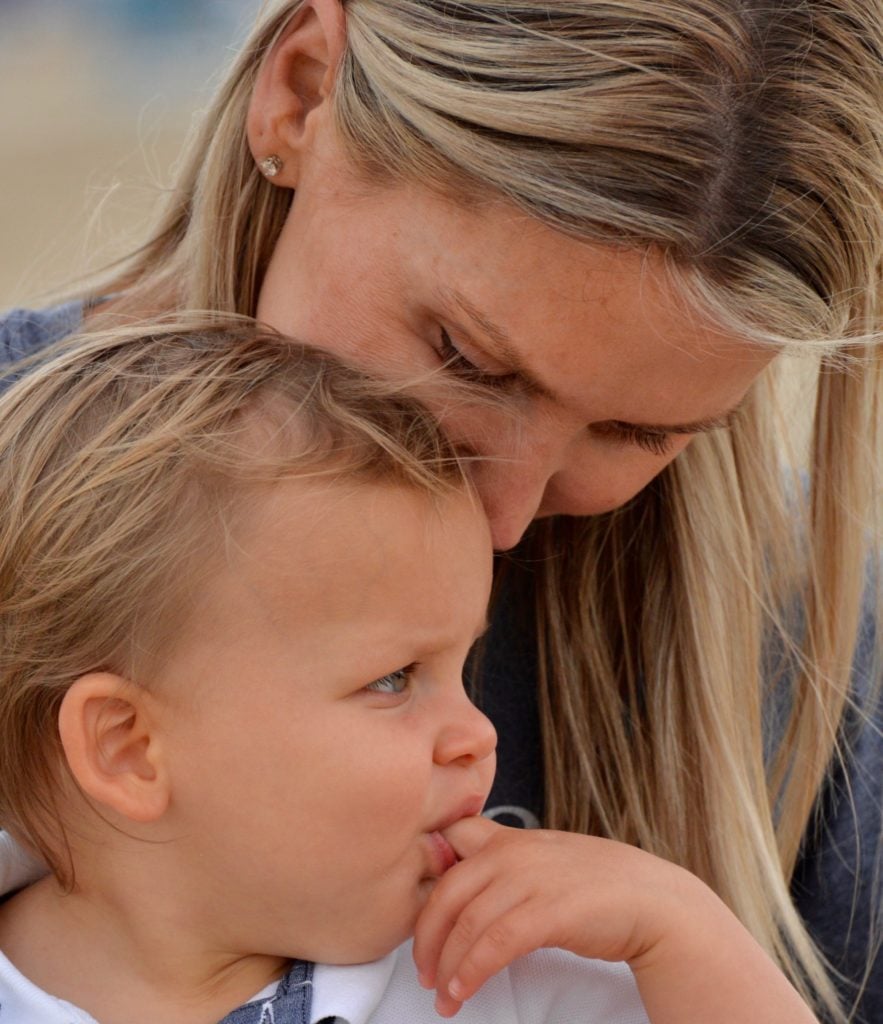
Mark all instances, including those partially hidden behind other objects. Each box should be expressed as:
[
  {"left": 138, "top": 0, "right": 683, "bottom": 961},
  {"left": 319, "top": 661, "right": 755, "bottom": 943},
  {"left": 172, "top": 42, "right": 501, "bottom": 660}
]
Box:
[{"left": 257, "top": 137, "right": 773, "bottom": 550}]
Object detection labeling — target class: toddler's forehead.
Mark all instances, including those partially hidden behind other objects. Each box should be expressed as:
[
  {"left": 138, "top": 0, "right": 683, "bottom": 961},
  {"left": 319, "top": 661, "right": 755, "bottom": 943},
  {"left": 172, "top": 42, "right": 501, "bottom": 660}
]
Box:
[
  {"left": 147, "top": 475, "right": 491, "bottom": 692},
  {"left": 232, "top": 475, "right": 479, "bottom": 575}
]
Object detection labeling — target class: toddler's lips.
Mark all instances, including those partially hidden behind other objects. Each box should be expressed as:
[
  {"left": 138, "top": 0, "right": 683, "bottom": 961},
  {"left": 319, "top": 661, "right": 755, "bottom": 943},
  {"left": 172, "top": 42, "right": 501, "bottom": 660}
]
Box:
[
  {"left": 426, "top": 829, "right": 459, "bottom": 877},
  {"left": 424, "top": 796, "right": 486, "bottom": 876}
]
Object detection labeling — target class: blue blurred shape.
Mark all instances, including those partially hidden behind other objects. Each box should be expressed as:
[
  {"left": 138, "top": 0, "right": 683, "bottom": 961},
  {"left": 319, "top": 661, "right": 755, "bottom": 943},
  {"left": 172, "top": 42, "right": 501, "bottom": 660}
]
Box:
[{"left": 92, "top": 0, "right": 208, "bottom": 34}]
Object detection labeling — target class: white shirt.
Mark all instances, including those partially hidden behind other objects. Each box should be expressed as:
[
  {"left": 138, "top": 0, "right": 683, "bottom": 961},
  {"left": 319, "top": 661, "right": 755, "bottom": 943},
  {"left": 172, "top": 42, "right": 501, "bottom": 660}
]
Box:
[
  {"left": 0, "top": 832, "right": 650, "bottom": 1024},
  {"left": 312, "top": 942, "right": 650, "bottom": 1024}
]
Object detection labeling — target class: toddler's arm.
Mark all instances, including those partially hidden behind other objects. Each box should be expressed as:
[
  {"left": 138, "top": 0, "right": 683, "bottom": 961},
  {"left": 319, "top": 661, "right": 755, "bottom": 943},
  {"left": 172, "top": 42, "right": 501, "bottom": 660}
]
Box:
[{"left": 413, "top": 817, "right": 818, "bottom": 1023}]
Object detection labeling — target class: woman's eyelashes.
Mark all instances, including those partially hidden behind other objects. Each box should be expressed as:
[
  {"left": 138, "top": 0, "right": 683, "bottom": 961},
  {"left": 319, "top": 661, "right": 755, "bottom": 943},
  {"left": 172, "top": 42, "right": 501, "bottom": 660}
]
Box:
[
  {"left": 597, "top": 421, "right": 675, "bottom": 456},
  {"left": 364, "top": 664, "right": 417, "bottom": 695},
  {"left": 436, "top": 328, "right": 521, "bottom": 391}
]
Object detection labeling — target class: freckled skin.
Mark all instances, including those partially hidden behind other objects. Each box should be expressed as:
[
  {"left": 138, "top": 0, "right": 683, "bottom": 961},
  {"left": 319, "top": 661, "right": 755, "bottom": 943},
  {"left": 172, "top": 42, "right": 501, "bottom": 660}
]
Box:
[{"left": 258, "top": 130, "right": 773, "bottom": 549}]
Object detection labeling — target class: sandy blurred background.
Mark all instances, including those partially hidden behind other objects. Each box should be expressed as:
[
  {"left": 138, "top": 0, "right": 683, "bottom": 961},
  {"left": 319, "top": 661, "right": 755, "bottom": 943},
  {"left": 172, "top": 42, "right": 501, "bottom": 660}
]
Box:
[{"left": 0, "top": 0, "right": 262, "bottom": 308}]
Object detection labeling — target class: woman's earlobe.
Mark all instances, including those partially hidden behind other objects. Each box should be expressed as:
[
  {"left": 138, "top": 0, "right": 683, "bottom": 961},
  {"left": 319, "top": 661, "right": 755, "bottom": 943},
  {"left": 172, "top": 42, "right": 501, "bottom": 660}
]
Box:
[
  {"left": 246, "top": 0, "right": 347, "bottom": 185},
  {"left": 58, "top": 674, "right": 170, "bottom": 825}
]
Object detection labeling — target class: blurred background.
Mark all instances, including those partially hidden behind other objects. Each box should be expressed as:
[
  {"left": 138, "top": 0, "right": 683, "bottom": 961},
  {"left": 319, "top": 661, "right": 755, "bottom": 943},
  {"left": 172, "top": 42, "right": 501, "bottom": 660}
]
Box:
[{"left": 0, "top": 0, "right": 263, "bottom": 308}]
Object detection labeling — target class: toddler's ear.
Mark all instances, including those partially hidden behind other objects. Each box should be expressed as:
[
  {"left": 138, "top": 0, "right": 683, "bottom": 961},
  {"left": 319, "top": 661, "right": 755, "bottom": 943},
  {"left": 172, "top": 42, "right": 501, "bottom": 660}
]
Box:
[{"left": 58, "top": 674, "right": 170, "bottom": 824}]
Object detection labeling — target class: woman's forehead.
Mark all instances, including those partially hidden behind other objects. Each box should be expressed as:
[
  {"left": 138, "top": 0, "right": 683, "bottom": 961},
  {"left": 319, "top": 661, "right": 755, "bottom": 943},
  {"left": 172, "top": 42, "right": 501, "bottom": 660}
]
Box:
[
  {"left": 267, "top": 159, "right": 773, "bottom": 434},
  {"left": 374, "top": 191, "right": 770, "bottom": 411}
]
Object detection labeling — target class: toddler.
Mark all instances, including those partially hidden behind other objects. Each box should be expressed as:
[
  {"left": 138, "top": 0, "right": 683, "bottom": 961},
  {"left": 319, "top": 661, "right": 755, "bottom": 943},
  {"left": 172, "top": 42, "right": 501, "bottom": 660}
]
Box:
[{"left": 0, "top": 318, "right": 817, "bottom": 1023}]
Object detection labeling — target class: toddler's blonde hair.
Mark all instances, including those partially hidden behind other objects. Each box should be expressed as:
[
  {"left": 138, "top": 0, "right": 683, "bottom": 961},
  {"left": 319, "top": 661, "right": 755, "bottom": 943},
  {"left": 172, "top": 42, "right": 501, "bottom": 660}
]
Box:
[{"left": 0, "top": 315, "right": 469, "bottom": 883}]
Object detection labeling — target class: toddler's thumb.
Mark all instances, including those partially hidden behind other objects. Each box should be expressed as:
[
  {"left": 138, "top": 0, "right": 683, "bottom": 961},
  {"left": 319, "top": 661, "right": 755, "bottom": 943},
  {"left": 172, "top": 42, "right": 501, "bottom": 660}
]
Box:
[{"left": 441, "top": 814, "right": 504, "bottom": 859}]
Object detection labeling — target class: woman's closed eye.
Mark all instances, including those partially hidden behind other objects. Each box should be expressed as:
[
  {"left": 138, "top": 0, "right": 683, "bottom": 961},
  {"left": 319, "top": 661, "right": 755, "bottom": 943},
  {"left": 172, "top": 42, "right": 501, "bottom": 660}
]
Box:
[
  {"left": 435, "top": 327, "right": 679, "bottom": 456},
  {"left": 593, "top": 420, "right": 676, "bottom": 457},
  {"left": 364, "top": 663, "right": 417, "bottom": 696},
  {"left": 609, "top": 422, "right": 675, "bottom": 456},
  {"left": 436, "top": 328, "right": 522, "bottom": 392}
]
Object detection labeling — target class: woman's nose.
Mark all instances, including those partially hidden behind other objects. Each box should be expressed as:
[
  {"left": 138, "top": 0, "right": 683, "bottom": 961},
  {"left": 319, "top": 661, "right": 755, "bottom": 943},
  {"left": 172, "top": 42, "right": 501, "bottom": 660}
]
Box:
[
  {"left": 482, "top": 473, "right": 550, "bottom": 550},
  {"left": 474, "top": 426, "right": 593, "bottom": 550},
  {"left": 434, "top": 694, "right": 498, "bottom": 768},
  {"left": 476, "top": 422, "right": 656, "bottom": 549}
]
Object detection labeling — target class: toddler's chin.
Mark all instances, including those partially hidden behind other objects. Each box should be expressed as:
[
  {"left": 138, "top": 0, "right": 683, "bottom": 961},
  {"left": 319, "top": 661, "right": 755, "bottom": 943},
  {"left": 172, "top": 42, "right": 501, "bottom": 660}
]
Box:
[{"left": 312, "top": 913, "right": 417, "bottom": 966}]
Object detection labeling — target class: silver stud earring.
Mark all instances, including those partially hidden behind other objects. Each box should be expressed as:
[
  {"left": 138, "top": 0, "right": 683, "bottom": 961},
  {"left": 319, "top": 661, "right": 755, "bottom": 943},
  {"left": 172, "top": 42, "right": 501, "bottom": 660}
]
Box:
[{"left": 259, "top": 155, "right": 284, "bottom": 178}]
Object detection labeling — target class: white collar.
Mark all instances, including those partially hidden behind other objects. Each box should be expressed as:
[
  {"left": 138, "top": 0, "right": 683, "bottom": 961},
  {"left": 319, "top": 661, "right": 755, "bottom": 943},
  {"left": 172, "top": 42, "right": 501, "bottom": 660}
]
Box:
[
  {"left": 310, "top": 947, "right": 400, "bottom": 1024},
  {"left": 0, "top": 831, "right": 46, "bottom": 898}
]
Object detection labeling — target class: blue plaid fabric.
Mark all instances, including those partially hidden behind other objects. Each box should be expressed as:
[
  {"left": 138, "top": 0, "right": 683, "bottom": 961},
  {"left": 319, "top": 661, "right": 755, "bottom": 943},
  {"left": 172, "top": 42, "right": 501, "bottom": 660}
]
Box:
[{"left": 216, "top": 960, "right": 317, "bottom": 1024}]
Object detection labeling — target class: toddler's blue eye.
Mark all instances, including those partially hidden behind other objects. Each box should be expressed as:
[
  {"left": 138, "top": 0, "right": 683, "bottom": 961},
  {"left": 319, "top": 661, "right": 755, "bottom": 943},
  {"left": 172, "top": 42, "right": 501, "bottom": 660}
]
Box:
[{"left": 365, "top": 665, "right": 414, "bottom": 694}]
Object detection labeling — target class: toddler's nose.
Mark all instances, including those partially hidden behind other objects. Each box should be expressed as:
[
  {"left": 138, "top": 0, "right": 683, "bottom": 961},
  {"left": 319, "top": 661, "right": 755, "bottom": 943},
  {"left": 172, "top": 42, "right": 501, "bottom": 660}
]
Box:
[{"left": 434, "top": 696, "right": 497, "bottom": 768}]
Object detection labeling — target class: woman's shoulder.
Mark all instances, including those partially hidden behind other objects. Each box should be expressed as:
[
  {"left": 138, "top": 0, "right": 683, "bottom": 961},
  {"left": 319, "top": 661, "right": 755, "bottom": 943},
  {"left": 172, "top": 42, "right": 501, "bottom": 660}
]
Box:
[
  {"left": 791, "top": 569, "right": 883, "bottom": 1021},
  {"left": 0, "top": 301, "right": 85, "bottom": 365}
]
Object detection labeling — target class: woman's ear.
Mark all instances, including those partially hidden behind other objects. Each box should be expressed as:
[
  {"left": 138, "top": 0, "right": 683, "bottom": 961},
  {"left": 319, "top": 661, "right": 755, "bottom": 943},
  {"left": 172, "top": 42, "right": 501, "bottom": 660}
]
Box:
[
  {"left": 58, "top": 673, "right": 170, "bottom": 825},
  {"left": 247, "top": 0, "right": 348, "bottom": 186}
]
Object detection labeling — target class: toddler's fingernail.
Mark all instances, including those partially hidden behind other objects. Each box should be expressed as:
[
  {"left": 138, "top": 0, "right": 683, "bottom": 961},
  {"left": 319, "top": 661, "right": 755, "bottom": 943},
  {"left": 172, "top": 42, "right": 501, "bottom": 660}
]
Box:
[
  {"left": 417, "top": 970, "right": 432, "bottom": 989},
  {"left": 449, "top": 977, "right": 465, "bottom": 1000}
]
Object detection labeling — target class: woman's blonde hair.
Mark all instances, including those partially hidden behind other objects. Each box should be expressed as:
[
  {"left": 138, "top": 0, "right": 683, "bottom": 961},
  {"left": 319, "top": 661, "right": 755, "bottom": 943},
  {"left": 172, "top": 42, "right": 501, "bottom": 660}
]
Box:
[
  {"left": 0, "top": 315, "right": 468, "bottom": 883},
  {"left": 86, "top": 1, "right": 882, "bottom": 1018}
]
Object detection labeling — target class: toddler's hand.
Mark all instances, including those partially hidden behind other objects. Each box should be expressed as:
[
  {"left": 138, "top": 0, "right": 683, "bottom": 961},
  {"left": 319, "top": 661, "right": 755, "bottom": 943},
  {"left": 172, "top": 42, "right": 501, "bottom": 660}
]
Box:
[
  {"left": 412, "top": 817, "right": 819, "bottom": 1024},
  {"left": 412, "top": 816, "right": 692, "bottom": 1018}
]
